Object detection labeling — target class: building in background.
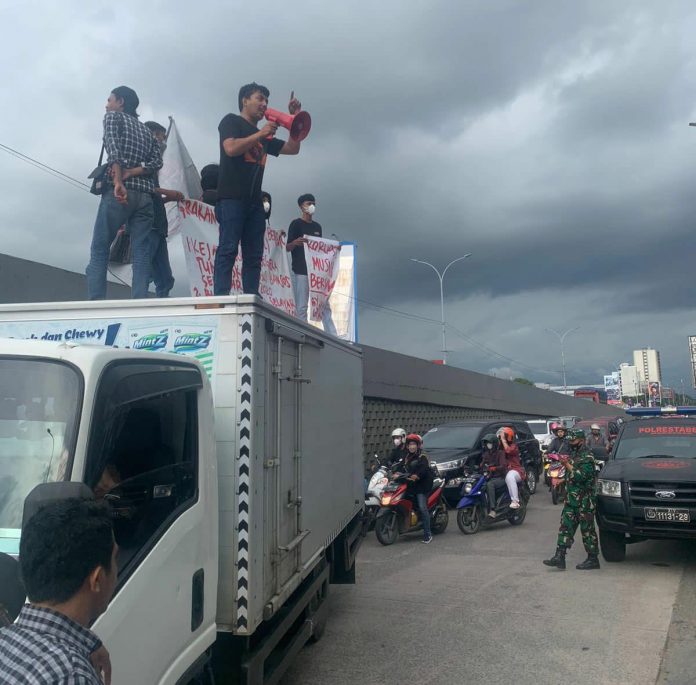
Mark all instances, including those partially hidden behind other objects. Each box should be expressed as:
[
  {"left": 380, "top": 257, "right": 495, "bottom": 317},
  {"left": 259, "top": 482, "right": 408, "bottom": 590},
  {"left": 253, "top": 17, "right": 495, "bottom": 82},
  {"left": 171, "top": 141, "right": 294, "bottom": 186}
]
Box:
[
  {"left": 633, "top": 348, "right": 662, "bottom": 386},
  {"left": 619, "top": 363, "right": 642, "bottom": 398}
]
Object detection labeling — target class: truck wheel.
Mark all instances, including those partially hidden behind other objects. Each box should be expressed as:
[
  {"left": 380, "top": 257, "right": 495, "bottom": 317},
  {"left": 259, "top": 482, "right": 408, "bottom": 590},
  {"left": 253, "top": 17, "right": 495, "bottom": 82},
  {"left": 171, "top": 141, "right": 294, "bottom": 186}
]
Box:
[
  {"left": 457, "top": 506, "right": 481, "bottom": 535},
  {"left": 599, "top": 528, "right": 626, "bottom": 562},
  {"left": 526, "top": 468, "right": 537, "bottom": 495},
  {"left": 375, "top": 511, "right": 399, "bottom": 546},
  {"left": 431, "top": 498, "right": 449, "bottom": 535}
]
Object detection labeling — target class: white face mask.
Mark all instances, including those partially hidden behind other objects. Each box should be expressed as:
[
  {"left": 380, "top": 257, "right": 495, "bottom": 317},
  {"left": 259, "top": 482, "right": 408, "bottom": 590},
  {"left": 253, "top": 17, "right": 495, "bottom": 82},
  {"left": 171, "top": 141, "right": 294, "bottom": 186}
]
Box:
[
  {"left": 304, "top": 204, "right": 315, "bottom": 216},
  {"left": 263, "top": 201, "right": 271, "bottom": 213},
  {"left": 393, "top": 437, "right": 402, "bottom": 446}
]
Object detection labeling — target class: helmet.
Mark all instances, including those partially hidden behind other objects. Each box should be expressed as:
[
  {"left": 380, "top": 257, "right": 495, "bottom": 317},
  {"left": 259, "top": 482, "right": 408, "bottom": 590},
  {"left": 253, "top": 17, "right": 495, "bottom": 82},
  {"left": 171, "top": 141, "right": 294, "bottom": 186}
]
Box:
[
  {"left": 567, "top": 428, "right": 586, "bottom": 441},
  {"left": 482, "top": 433, "right": 497, "bottom": 446},
  {"left": 391, "top": 428, "right": 407, "bottom": 439},
  {"left": 405, "top": 433, "right": 422, "bottom": 446},
  {"left": 590, "top": 424, "right": 601, "bottom": 432},
  {"left": 550, "top": 422, "right": 565, "bottom": 434},
  {"left": 496, "top": 426, "right": 515, "bottom": 442}
]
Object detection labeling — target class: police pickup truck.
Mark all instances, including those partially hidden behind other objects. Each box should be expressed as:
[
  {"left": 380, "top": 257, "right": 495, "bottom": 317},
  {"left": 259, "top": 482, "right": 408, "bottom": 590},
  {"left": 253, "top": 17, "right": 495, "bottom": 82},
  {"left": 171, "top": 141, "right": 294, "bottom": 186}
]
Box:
[{"left": 597, "top": 407, "right": 696, "bottom": 562}]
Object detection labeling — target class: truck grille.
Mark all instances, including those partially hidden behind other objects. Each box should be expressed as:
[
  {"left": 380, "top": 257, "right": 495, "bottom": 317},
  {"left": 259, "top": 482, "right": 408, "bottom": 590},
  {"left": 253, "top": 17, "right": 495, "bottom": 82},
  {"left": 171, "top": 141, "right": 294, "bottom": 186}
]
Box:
[{"left": 629, "top": 481, "right": 696, "bottom": 507}]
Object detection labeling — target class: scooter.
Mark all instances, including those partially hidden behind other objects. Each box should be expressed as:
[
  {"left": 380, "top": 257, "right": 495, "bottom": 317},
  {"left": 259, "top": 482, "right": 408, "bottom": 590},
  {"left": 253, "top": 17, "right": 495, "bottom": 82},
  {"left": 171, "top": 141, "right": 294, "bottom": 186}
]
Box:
[
  {"left": 456, "top": 468, "right": 530, "bottom": 534},
  {"left": 374, "top": 473, "right": 449, "bottom": 546},
  {"left": 365, "top": 457, "right": 391, "bottom": 531},
  {"left": 547, "top": 453, "right": 566, "bottom": 505}
]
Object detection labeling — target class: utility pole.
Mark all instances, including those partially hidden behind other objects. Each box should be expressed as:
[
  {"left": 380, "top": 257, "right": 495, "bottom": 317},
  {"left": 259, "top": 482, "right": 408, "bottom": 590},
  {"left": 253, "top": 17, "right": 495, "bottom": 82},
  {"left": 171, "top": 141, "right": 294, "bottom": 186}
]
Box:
[
  {"left": 545, "top": 327, "right": 580, "bottom": 395},
  {"left": 410, "top": 254, "right": 472, "bottom": 365}
]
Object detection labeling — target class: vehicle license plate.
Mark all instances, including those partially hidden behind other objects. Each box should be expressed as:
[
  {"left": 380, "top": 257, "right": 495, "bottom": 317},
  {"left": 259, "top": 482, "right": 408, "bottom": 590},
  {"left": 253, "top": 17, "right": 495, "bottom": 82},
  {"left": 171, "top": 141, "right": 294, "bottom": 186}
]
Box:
[{"left": 644, "top": 508, "right": 690, "bottom": 522}]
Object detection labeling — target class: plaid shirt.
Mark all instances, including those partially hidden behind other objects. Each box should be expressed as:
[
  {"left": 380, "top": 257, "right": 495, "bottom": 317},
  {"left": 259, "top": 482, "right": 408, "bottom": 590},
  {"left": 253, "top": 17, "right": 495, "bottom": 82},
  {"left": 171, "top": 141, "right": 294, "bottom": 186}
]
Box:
[
  {"left": 103, "top": 111, "right": 162, "bottom": 193},
  {"left": 0, "top": 605, "right": 103, "bottom": 684}
]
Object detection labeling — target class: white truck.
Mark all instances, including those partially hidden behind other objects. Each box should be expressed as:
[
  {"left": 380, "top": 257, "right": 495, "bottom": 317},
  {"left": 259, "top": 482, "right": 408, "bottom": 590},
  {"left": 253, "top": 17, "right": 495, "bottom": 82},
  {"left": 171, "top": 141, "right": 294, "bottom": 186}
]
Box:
[{"left": 0, "top": 296, "right": 364, "bottom": 684}]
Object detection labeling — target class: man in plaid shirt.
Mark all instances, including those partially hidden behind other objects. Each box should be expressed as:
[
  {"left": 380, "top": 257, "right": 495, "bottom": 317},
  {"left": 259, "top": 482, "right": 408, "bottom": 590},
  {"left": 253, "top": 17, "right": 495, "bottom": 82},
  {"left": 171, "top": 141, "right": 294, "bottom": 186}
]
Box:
[
  {"left": 85, "top": 85, "right": 162, "bottom": 299},
  {"left": 0, "top": 498, "right": 117, "bottom": 684}
]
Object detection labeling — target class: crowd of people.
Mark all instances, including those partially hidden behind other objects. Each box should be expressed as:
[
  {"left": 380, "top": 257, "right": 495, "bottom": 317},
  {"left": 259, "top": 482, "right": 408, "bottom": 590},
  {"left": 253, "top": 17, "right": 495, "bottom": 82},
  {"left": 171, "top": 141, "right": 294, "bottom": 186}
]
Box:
[{"left": 86, "top": 82, "right": 337, "bottom": 334}]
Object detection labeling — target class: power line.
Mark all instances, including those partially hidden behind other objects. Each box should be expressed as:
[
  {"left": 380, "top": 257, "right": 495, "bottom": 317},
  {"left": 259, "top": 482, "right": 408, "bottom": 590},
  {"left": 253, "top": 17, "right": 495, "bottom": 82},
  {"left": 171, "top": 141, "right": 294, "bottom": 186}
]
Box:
[{"left": 0, "top": 142, "right": 90, "bottom": 193}]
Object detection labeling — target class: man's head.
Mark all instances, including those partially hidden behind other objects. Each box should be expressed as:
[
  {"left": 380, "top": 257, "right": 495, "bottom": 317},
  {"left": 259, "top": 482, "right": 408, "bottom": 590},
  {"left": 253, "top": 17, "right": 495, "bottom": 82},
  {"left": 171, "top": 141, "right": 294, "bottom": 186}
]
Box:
[
  {"left": 391, "top": 427, "right": 407, "bottom": 447},
  {"left": 298, "top": 193, "right": 316, "bottom": 217},
  {"left": 482, "top": 433, "right": 497, "bottom": 451},
  {"left": 238, "top": 82, "right": 270, "bottom": 121},
  {"left": 261, "top": 191, "right": 272, "bottom": 219},
  {"left": 200, "top": 164, "right": 219, "bottom": 192},
  {"left": 590, "top": 423, "right": 601, "bottom": 436},
  {"left": 405, "top": 433, "right": 422, "bottom": 454},
  {"left": 20, "top": 498, "right": 117, "bottom": 622},
  {"left": 107, "top": 86, "right": 139, "bottom": 117},
  {"left": 567, "top": 428, "right": 586, "bottom": 450},
  {"left": 144, "top": 120, "right": 167, "bottom": 144}
]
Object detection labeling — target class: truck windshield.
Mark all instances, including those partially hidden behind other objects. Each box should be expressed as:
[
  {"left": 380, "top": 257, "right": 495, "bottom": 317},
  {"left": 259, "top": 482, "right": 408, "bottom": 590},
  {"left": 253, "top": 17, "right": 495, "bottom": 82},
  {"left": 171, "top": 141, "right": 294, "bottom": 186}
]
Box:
[
  {"left": 423, "top": 426, "right": 481, "bottom": 449},
  {"left": 614, "top": 424, "right": 696, "bottom": 460},
  {"left": 0, "top": 358, "right": 81, "bottom": 553}
]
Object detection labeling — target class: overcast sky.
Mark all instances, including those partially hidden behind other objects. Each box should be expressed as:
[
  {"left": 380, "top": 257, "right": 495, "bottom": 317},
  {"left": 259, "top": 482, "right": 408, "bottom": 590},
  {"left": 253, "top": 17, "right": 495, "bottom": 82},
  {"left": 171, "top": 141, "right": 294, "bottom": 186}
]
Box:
[{"left": 2, "top": 1, "right": 696, "bottom": 389}]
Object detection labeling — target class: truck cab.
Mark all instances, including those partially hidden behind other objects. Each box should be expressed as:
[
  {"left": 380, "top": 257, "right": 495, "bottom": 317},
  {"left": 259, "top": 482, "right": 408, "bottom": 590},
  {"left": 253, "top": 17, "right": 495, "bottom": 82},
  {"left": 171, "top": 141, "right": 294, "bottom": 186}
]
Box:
[{"left": 597, "top": 407, "right": 696, "bottom": 562}]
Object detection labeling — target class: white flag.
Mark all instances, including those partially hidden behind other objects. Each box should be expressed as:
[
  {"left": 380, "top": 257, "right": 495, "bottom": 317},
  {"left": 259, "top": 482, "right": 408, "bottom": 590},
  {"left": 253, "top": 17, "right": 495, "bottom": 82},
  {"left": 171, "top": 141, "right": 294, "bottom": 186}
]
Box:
[
  {"left": 159, "top": 118, "right": 203, "bottom": 236},
  {"left": 304, "top": 236, "right": 341, "bottom": 323}
]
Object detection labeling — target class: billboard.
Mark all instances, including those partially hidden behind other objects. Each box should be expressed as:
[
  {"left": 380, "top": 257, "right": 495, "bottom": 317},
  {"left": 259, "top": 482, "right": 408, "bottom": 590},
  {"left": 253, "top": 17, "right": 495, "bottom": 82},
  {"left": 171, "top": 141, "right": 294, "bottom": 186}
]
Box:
[
  {"left": 604, "top": 371, "right": 621, "bottom": 404},
  {"left": 648, "top": 381, "right": 661, "bottom": 407}
]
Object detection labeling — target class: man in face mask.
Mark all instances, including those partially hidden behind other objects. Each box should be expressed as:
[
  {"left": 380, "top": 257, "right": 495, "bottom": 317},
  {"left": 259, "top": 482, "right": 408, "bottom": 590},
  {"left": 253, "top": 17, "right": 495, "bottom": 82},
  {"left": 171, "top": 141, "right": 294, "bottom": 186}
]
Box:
[
  {"left": 261, "top": 191, "right": 272, "bottom": 225},
  {"left": 386, "top": 428, "right": 407, "bottom": 468},
  {"left": 286, "top": 193, "right": 337, "bottom": 335}
]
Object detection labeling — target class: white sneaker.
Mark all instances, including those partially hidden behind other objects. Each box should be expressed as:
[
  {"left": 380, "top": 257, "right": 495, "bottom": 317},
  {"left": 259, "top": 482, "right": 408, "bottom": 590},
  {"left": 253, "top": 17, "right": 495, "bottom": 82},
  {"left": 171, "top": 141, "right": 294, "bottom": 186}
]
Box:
[
  {"left": 510, "top": 501, "right": 521, "bottom": 509},
  {"left": 488, "top": 511, "right": 497, "bottom": 518}
]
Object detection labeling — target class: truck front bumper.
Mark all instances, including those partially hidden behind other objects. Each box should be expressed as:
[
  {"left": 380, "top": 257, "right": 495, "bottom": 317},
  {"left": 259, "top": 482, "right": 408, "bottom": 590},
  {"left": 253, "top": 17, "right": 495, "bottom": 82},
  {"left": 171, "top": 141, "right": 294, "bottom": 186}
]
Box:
[{"left": 597, "top": 497, "right": 696, "bottom": 540}]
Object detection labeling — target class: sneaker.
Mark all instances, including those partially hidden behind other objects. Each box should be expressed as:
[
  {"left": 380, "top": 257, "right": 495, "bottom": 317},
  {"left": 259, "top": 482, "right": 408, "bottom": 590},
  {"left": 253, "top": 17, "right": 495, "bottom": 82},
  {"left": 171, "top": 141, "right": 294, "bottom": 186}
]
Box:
[
  {"left": 488, "top": 511, "right": 497, "bottom": 518},
  {"left": 510, "top": 501, "right": 521, "bottom": 509},
  {"left": 422, "top": 535, "right": 433, "bottom": 544}
]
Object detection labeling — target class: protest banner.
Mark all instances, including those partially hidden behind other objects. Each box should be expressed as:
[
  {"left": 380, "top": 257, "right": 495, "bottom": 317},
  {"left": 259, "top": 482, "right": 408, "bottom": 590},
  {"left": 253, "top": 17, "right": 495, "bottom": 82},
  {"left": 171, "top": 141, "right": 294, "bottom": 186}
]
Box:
[
  {"left": 179, "top": 199, "right": 295, "bottom": 316},
  {"left": 304, "top": 236, "right": 341, "bottom": 324}
]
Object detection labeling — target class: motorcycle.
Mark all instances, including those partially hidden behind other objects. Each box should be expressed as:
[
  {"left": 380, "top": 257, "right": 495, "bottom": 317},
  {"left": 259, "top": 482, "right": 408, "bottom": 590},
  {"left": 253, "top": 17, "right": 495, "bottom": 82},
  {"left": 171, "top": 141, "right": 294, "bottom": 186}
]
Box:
[
  {"left": 374, "top": 473, "right": 449, "bottom": 546},
  {"left": 365, "top": 457, "right": 392, "bottom": 531},
  {"left": 546, "top": 453, "right": 566, "bottom": 505},
  {"left": 456, "top": 468, "right": 530, "bottom": 534}
]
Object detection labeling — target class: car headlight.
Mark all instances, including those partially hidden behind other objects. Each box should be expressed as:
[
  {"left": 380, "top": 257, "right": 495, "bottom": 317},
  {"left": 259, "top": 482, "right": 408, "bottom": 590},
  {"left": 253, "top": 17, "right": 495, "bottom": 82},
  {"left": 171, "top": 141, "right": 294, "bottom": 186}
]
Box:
[
  {"left": 598, "top": 479, "right": 621, "bottom": 498},
  {"left": 464, "top": 483, "right": 473, "bottom": 494}
]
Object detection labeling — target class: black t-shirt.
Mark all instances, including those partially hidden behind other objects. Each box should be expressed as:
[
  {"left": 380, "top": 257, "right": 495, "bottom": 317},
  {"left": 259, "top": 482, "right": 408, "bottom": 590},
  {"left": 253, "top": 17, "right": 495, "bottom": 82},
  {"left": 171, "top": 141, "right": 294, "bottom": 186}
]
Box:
[
  {"left": 217, "top": 114, "right": 283, "bottom": 202},
  {"left": 287, "top": 218, "right": 322, "bottom": 275}
]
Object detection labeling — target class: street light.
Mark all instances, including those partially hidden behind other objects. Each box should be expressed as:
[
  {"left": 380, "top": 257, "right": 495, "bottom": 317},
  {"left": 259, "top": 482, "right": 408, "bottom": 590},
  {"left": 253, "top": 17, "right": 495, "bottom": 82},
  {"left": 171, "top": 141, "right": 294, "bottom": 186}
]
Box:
[
  {"left": 545, "top": 327, "right": 580, "bottom": 395},
  {"left": 410, "top": 254, "right": 472, "bottom": 364}
]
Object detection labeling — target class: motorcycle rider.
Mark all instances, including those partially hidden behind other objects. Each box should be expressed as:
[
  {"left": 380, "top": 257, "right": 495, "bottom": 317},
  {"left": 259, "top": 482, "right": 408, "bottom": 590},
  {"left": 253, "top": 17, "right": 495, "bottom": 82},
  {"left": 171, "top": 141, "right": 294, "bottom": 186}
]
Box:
[
  {"left": 499, "top": 427, "right": 525, "bottom": 509},
  {"left": 543, "top": 428, "right": 600, "bottom": 571},
  {"left": 547, "top": 422, "right": 570, "bottom": 455},
  {"left": 480, "top": 433, "right": 507, "bottom": 518},
  {"left": 386, "top": 427, "right": 408, "bottom": 469},
  {"left": 586, "top": 424, "right": 608, "bottom": 451},
  {"left": 404, "top": 434, "right": 434, "bottom": 544}
]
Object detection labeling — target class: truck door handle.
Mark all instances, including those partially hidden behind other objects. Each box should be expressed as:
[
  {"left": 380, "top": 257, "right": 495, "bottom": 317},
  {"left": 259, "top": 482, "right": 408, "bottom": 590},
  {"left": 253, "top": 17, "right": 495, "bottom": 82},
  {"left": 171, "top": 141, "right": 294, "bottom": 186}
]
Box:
[{"left": 191, "top": 568, "right": 204, "bottom": 631}]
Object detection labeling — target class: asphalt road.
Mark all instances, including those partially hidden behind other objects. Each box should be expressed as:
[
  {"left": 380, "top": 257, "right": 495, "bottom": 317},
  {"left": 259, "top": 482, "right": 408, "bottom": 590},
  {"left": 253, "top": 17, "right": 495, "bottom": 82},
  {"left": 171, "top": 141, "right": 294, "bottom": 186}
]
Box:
[{"left": 282, "top": 494, "right": 693, "bottom": 685}]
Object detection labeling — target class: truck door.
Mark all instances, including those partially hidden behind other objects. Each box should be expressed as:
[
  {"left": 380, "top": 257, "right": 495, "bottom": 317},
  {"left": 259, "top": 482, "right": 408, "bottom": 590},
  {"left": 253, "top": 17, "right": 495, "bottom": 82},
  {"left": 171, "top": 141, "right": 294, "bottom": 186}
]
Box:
[{"left": 88, "top": 361, "right": 218, "bottom": 685}]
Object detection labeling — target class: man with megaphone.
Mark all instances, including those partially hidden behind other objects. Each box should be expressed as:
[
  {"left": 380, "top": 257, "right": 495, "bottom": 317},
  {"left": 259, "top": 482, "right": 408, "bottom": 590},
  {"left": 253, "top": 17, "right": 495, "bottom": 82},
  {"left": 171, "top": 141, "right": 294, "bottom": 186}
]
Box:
[{"left": 213, "top": 82, "right": 306, "bottom": 296}]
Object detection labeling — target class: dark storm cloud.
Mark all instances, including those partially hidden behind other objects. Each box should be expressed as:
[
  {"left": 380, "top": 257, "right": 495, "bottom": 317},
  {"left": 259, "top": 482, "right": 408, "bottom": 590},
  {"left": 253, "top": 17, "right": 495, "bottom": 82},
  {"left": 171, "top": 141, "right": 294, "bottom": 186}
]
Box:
[{"left": 1, "top": 0, "right": 696, "bottom": 385}]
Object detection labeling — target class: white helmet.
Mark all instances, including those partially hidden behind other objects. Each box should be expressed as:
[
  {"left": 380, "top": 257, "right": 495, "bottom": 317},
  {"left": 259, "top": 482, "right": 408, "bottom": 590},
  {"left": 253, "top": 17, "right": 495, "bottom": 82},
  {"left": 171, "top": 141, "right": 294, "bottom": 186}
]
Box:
[
  {"left": 391, "top": 428, "right": 407, "bottom": 439},
  {"left": 590, "top": 423, "right": 601, "bottom": 431}
]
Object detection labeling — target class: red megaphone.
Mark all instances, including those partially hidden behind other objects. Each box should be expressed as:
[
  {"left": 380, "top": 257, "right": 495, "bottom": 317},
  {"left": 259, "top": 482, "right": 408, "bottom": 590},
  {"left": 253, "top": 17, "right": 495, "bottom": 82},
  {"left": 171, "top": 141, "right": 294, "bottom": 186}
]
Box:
[{"left": 265, "top": 108, "right": 312, "bottom": 141}]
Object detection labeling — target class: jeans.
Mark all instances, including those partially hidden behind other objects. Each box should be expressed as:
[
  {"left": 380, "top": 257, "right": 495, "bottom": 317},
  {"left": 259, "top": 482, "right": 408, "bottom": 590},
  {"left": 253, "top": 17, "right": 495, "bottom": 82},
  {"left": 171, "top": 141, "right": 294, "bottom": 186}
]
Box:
[
  {"left": 416, "top": 493, "right": 431, "bottom": 538},
  {"left": 506, "top": 470, "right": 523, "bottom": 503},
  {"left": 486, "top": 477, "right": 506, "bottom": 511},
  {"left": 150, "top": 231, "right": 174, "bottom": 297},
  {"left": 291, "top": 272, "right": 338, "bottom": 336},
  {"left": 86, "top": 190, "right": 154, "bottom": 299},
  {"left": 213, "top": 199, "right": 265, "bottom": 295}
]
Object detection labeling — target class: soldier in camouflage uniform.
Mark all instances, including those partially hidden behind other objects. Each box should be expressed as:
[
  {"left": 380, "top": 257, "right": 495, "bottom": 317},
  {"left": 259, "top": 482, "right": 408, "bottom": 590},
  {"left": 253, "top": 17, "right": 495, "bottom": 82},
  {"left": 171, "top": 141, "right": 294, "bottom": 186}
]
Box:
[{"left": 543, "top": 428, "right": 600, "bottom": 570}]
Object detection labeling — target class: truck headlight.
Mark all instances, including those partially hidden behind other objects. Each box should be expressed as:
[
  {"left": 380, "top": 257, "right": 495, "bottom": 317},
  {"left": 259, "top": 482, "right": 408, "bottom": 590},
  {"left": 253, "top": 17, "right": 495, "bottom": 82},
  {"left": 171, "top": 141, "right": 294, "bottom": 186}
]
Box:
[{"left": 598, "top": 479, "right": 621, "bottom": 498}]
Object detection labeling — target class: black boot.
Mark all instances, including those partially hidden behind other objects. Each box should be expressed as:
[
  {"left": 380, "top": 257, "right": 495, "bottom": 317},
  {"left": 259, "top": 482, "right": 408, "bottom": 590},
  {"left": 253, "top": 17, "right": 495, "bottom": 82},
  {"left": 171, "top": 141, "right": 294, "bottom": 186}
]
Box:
[
  {"left": 543, "top": 547, "right": 566, "bottom": 570},
  {"left": 576, "top": 554, "right": 600, "bottom": 570}
]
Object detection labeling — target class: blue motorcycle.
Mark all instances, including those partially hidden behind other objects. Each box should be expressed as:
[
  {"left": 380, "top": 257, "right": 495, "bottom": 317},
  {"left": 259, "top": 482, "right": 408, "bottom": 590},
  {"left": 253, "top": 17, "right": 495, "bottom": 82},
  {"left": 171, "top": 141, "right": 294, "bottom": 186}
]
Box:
[{"left": 456, "top": 468, "right": 530, "bottom": 535}]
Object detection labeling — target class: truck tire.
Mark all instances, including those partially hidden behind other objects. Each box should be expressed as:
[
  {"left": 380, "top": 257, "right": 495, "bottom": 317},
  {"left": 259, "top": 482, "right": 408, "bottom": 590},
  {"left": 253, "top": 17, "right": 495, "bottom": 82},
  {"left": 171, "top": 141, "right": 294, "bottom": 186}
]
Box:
[
  {"left": 599, "top": 528, "right": 626, "bottom": 562},
  {"left": 457, "top": 506, "right": 481, "bottom": 535},
  {"left": 375, "top": 511, "right": 399, "bottom": 546}
]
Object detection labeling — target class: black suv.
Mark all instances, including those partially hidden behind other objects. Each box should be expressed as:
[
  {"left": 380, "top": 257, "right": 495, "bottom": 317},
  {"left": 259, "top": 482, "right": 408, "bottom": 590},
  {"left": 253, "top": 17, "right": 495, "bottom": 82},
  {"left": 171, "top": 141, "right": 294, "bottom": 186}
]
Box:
[
  {"left": 597, "top": 412, "right": 696, "bottom": 562},
  {"left": 422, "top": 420, "right": 542, "bottom": 507}
]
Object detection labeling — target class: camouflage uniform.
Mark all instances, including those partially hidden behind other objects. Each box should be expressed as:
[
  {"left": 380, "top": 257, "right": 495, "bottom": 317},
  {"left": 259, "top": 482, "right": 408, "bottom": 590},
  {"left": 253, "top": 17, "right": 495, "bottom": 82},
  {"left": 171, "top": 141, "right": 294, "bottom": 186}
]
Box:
[{"left": 556, "top": 447, "right": 598, "bottom": 554}]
